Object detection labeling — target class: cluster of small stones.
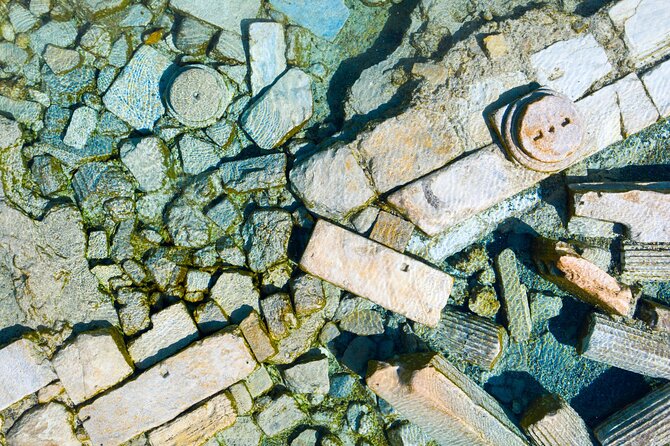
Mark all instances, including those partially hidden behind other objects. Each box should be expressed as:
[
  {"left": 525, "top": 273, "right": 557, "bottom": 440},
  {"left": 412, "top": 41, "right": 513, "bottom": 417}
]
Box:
[{"left": 0, "top": 0, "right": 669, "bottom": 445}]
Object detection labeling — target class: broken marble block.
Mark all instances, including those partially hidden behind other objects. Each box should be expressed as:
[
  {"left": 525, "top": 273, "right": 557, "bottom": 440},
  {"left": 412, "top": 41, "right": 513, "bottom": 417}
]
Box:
[
  {"left": 570, "top": 182, "right": 670, "bottom": 242},
  {"left": 369, "top": 211, "right": 414, "bottom": 253},
  {"left": 248, "top": 21, "right": 286, "bottom": 96},
  {"left": 269, "top": 0, "right": 350, "bottom": 41},
  {"left": 62, "top": 105, "right": 97, "bottom": 150},
  {"left": 147, "top": 393, "right": 237, "bottom": 446},
  {"left": 240, "top": 310, "right": 277, "bottom": 363},
  {"left": 256, "top": 393, "right": 307, "bottom": 437},
  {"left": 520, "top": 394, "right": 594, "bottom": 446},
  {"left": 120, "top": 137, "right": 169, "bottom": 192},
  {"left": 580, "top": 312, "right": 670, "bottom": 379},
  {"left": 128, "top": 302, "right": 200, "bottom": 369},
  {"left": 240, "top": 68, "right": 313, "bottom": 150},
  {"left": 169, "top": 0, "right": 262, "bottom": 35},
  {"left": 611, "top": 73, "right": 660, "bottom": 136},
  {"left": 6, "top": 402, "right": 80, "bottom": 446},
  {"left": 495, "top": 249, "right": 532, "bottom": 342},
  {"left": 290, "top": 143, "right": 376, "bottom": 220},
  {"left": 79, "top": 330, "right": 256, "bottom": 446},
  {"left": 609, "top": 0, "right": 670, "bottom": 65},
  {"left": 52, "top": 328, "right": 133, "bottom": 405},
  {"left": 366, "top": 353, "right": 528, "bottom": 446},
  {"left": 102, "top": 45, "right": 172, "bottom": 131},
  {"left": 642, "top": 58, "right": 670, "bottom": 118},
  {"left": 533, "top": 238, "right": 635, "bottom": 317},
  {"left": 300, "top": 220, "right": 452, "bottom": 327},
  {"left": 0, "top": 338, "right": 56, "bottom": 411}
]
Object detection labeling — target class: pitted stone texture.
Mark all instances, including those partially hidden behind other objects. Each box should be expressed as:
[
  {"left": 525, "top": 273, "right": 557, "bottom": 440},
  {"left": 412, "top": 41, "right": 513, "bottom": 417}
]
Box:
[
  {"left": 269, "top": 0, "right": 349, "bottom": 41},
  {"left": 248, "top": 22, "right": 286, "bottom": 96},
  {"left": 128, "top": 302, "right": 199, "bottom": 369},
  {"left": 642, "top": 59, "right": 670, "bottom": 118},
  {"left": 610, "top": 0, "right": 670, "bottom": 65},
  {"left": 210, "top": 271, "right": 260, "bottom": 323},
  {"left": 103, "top": 45, "right": 172, "bottom": 131},
  {"left": 241, "top": 68, "right": 313, "bottom": 150},
  {"left": 6, "top": 402, "right": 80, "bottom": 446},
  {"left": 147, "top": 393, "right": 236, "bottom": 446},
  {"left": 612, "top": 73, "right": 660, "bottom": 136},
  {"left": 167, "top": 65, "right": 232, "bottom": 128},
  {"left": 0, "top": 115, "right": 21, "bottom": 149},
  {"left": 530, "top": 34, "right": 612, "bottom": 101},
  {"left": 79, "top": 330, "right": 256, "bottom": 446},
  {"left": 169, "top": 0, "right": 261, "bottom": 34},
  {"left": 52, "top": 329, "right": 133, "bottom": 405},
  {"left": 290, "top": 143, "right": 375, "bottom": 220},
  {"left": 300, "top": 220, "right": 452, "bottom": 327},
  {"left": 120, "top": 137, "right": 169, "bottom": 192},
  {"left": 0, "top": 339, "right": 56, "bottom": 411}
]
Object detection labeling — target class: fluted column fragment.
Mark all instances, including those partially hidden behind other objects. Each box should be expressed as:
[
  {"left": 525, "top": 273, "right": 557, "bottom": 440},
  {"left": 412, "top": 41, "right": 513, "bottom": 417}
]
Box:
[
  {"left": 520, "top": 394, "right": 594, "bottom": 446},
  {"left": 622, "top": 241, "right": 670, "bottom": 281}
]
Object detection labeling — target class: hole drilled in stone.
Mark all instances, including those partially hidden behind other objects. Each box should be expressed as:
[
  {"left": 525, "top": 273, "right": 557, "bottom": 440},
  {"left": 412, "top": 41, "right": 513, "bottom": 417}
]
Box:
[{"left": 534, "top": 131, "right": 544, "bottom": 141}]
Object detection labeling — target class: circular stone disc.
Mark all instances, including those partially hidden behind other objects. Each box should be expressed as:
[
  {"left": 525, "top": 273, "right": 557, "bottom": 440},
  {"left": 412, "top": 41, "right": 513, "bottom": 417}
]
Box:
[
  {"left": 166, "top": 65, "right": 230, "bottom": 128},
  {"left": 516, "top": 94, "right": 583, "bottom": 164}
]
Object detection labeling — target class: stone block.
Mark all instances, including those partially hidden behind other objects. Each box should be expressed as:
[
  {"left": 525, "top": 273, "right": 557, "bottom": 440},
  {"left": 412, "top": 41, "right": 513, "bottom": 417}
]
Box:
[
  {"left": 240, "top": 311, "right": 277, "bottom": 363},
  {"left": 120, "top": 137, "right": 169, "bottom": 192},
  {"left": 0, "top": 339, "right": 56, "bottom": 411},
  {"left": 227, "top": 382, "right": 253, "bottom": 415},
  {"left": 369, "top": 211, "right": 414, "bottom": 252},
  {"left": 495, "top": 249, "right": 532, "bottom": 342},
  {"left": 210, "top": 270, "right": 260, "bottom": 323},
  {"left": 642, "top": 58, "right": 670, "bottom": 117},
  {"left": 282, "top": 356, "right": 330, "bottom": 394},
  {"left": 260, "top": 293, "right": 297, "bottom": 340},
  {"left": 612, "top": 73, "right": 659, "bottom": 136},
  {"left": 520, "top": 395, "right": 593, "bottom": 446},
  {"left": 169, "top": 0, "right": 261, "bottom": 34},
  {"left": 256, "top": 394, "right": 307, "bottom": 437},
  {"left": 268, "top": 0, "right": 349, "bottom": 41},
  {"left": 6, "top": 402, "right": 80, "bottom": 446},
  {"left": 248, "top": 21, "right": 286, "bottom": 96},
  {"left": 610, "top": 0, "right": 670, "bottom": 65}
]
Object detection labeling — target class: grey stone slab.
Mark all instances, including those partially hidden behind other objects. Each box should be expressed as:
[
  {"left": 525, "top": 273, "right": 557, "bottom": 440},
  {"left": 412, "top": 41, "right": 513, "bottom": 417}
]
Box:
[
  {"left": 256, "top": 394, "right": 307, "bottom": 437},
  {"left": 6, "top": 402, "right": 80, "bottom": 446},
  {"left": 0, "top": 339, "right": 56, "bottom": 411},
  {"left": 63, "top": 106, "right": 97, "bottom": 150},
  {"left": 210, "top": 271, "right": 260, "bottom": 323},
  {"left": 248, "top": 22, "right": 286, "bottom": 96},
  {"left": 120, "top": 137, "right": 169, "bottom": 192},
  {"left": 269, "top": 0, "right": 350, "bottom": 41},
  {"left": 169, "top": 0, "right": 261, "bottom": 34},
  {"left": 220, "top": 153, "right": 287, "bottom": 193}
]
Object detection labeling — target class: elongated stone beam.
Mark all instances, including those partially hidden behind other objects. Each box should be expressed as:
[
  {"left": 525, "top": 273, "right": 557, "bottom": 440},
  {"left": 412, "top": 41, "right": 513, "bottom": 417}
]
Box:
[
  {"left": 299, "top": 219, "right": 453, "bottom": 327},
  {"left": 78, "top": 329, "right": 257, "bottom": 446},
  {"left": 533, "top": 238, "right": 635, "bottom": 317},
  {"left": 580, "top": 312, "right": 670, "bottom": 379},
  {"left": 413, "top": 307, "right": 507, "bottom": 370},
  {"left": 0, "top": 339, "right": 57, "bottom": 411},
  {"left": 595, "top": 382, "right": 670, "bottom": 446},
  {"left": 621, "top": 241, "right": 670, "bottom": 281},
  {"left": 520, "top": 394, "right": 594, "bottom": 446},
  {"left": 366, "top": 353, "right": 529, "bottom": 446},
  {"left": 571, "top": 182, "right": 670, "bottom": 243},
  {"left": 636, "top": 299, "right": 670, "bottom": 332},
  {"left": 495, "top": 249, "right": 532, "bottom": 342}
]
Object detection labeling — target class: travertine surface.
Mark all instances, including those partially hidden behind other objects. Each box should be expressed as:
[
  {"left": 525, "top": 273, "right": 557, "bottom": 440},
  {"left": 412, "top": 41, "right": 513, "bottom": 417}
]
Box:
[
  {"left": 0, "top": 339, "right": 56, "bottom": 411},
  {"left": 52, "top": 328, "right": 133, "bottom": 405},
  {"left": 6, "top": 402, "right": 80, "bottom": 446},
  {"left": 147, "top": 393, "right": 236, "bottom": 446},
  {"left": 79, "top": 330, "right": 256, "bottom": 446},
  {"left": 300, "top": 220, "right": 453, "bottom": 327},
  {"left": 366, "top": 353, "right": 528, "bottom": 446}
]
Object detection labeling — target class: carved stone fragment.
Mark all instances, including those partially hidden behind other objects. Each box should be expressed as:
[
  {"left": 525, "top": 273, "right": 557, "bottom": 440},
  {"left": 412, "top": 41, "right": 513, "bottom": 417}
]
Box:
[
  {"left": 621, "top": 241, "right": 670, "bottom": 281},
  {"left": 520, "top": 394, "right": 594, "bottom": 446}
]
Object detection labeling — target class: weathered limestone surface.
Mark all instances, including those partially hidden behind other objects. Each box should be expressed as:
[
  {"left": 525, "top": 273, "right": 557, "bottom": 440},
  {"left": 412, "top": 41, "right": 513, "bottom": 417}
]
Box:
[
  {"left": 612, "top": 73, "right": 659, "bottom": 136},
  {"left": 256, "top": 394, "right": 307, "bottom": 437},
  {"left": 369, "top": 211, "right": 414, "bottom": 252},
  {"left": 79, "top": 330, "right": 256, "bottom": 446},
  {"left": 595, "top": 382, "right": 670, "bottom": 446},
  {"left": 366, "top": 353, "right": 529, "bottom": 446},
  {"left": 580, "top": 313, "right": 670, "bottom": 379},
  {"left": 642, "top": 58, "right": 670, "bottom": 117},
  {"left": 6, "top": 402, "right": 80, "bottom": 446},
  {"left": 300, "top": 220, "right": 453, "bottom": 327},
  {"left": 495, "top": 249, "right": 531, "bottom": 342},
  {"left": 169, "top": 0, "right": 261, "bottom": 34},
  {"left": 520, "top": 395, "right": 593, "bottom": 446},
  {"left": 52, "top": 329, "right": 133, "bottom": 405},
  {"left": 609, "top": 0, "right": 670, "bottom": 65},
  {"left": 147, "top": 393, "right": 236, "bottom": 446},
  {"left": 248, "top": 22, "right": 286, "bottom": 96},
  {"left": 0, "top": 339, "right": 56, "bottom": 411},
  {"left": 571, "top": 182, "right": 670, "bottom": 242}
]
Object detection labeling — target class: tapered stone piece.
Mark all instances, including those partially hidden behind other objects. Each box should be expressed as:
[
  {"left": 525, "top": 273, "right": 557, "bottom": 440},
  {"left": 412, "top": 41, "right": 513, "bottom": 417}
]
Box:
[
  {"left": 621, "top": 241, "right": 670, "bottom": 281},
  {"left": 366, "top": 353, "right": 529, "bottom": 446},
  {"left": 495, "top": 249, "right": 532, "bottom": 342},
  {"left": 520, "top": 394, "right": 594, "bottom": 446}
]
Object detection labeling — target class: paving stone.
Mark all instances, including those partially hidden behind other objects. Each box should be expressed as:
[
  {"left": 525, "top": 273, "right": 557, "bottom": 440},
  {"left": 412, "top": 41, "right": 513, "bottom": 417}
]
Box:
[
  {"left": 43, "top": 45, "right": 81, "bottom": 75},
  {"left": 0, "top": 115, "right": 21, "bottom": 150},
  {"left": 642, "top": 59, "right": 670, "bottom": 118},
  {"left": 210, "top": 271, "right": 260, "bottom": 323},
  {"left": 29, "top": 0, "right": 50, "bottom": 16},
  {"left": 62, "top": 105, "right": 97, "bottom": 150},
  {"left": 118, "top": 4, "right": 153, "bottom": 27},
  {"left": 147, "top": 393, "right": 236, "bottom": 446},
  {"left": 194, "top": 301, "right": 230, "bottom": 334},
  {"left": 29, "top": 20, "right": 78, "bottom": 56},
  {"left": 0, "top": 339, "right": 56, "bottom": 411},
  {"left": 530, "top": 34, "right": 612, "bottom": 100},
  {"left": 227, "top": 382, "right": 253, "bottom": 415},
  {"left": 186, "top": 270, "right": 212, "bottom": 292},
  {"left": 219, "top": 153, "right": 287, "bottom": 193},
  {"left": 120, "top": 137, "right": 169, "bottom": 192},
  {"left": 300, "top": 220, "right": 453, "bottom": 327},
  {"left": 0, "top": 94, "right": 42, "bottom": 124},
  {"left": 240, "top": 311, "right": 277, "bottom": 363},
  {"left": 342, "top": 336, "right": 376, "bottom": 376},
  {"left": 610, "top": 0, "right": 670, "bottom": 65},
  {"left": 243, "top": 209, "right": 293, "bottom": 273},
  {"left": 240, "top": 68, "right": 313, "bottom": 150},
  {"left": 245, "top": 365, "right": 273, "bottom": 398},
  {"left": 520, "top": 394, "right": 593, "bottom": 446},
  {"left": 219, "top": 416, "right": 262, "bottom": 446},
  {"left": 79, "top": 0, "right": 126, "bottom": 18},
  {"left": 109, "top": 36, "right": 130, "bottom": 68},
  {"left": 248, "top": 22, "right": 286, "bottom": 96},
  {"left": 256, "top": 394, "right": 307, "bottom": 437},
  {"left": 174, "top": 16, "right": 217, "bottom": 55},
  {"left": 369, "top": 211, "right": 414, "bottom": 252},
  {"left": 211, "top": 29, "right": 247, "bottom": 64},
  {"left": 318, "top": 322, "right": 340, "bottom": 346},
  {"left": 269, "top": 0, "right": 350, "bottom": 41},
  {"left": 128, "top": 302, "right": 200, "bottom": 369},
  {"left": 339, "top": 309, "right": 385, "bottom": 336},
  {"left": 103, "top": 45, "right": 172, "bottom": 131},
  {"left": 216, "top": 237, "right": 247, "bottom": 267},
  {"left": 291, "top": 429, "right": 319, "bottom": 446},
  {"left": 290, "top": 143, "right": 375, "bottom": 220},
  {"left": 206, "top": 197, "right": 242, "bottom": 231},
  {"left": 261, "top": 293, "right": 297, "bottom": 340},
  {"left": 6, "top": 402, "right": 79, "bottom": 446},
  {"left": 290, "top": 274, "right": 325, "bottom": 316},
  {"left": 169, "top": 0, "right": 261, "bottom": 34},
  {"left": 612, "top": 73, "right": 660, "bottom": 136},
  {"left": 79, "top": 330, "right": 257, "bottom": 446},
  {"left": 282, "top": 356, "right": 330, "bottom": 394},
  {"left": 574, "top": 82, "right": 622, "bottom": 151},
  {"left": 52, "top": 328, "right": 133, "bottom": 405}
]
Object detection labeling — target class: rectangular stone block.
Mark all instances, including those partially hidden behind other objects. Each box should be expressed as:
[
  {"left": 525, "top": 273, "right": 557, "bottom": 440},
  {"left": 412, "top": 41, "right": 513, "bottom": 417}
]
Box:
[
  {"left": 147, "top": 393, "right": 236, "bottom": 446},
  {"left": 366, "top": 353, "right": 528, "bottom": 446},
  {"left": 495, "top": 249, "right": 532, "bottom": 342},
  {"left": 78, "top": 329, "right": 257, "bottom": 446},
  {"left": 612, "top": 73, "right": 659, "bottom": 136},
  {"left": 642, "top": 58, "right": 670, "bottom": 117},
  {"left": 53, "top": 328, "right": 134, "bottom": 405},
  {"left": 609, "top": 0, "right": 670, "bottom": 65},
  {"left": 239, "top": 311, "right": 277, "bottom": 363},
  {"left": 0, "top": 339, "right": 56, "bottom": 411},
  {"left": 369, "top": 211, "right": 414, "bottom": 252},
  {"left": 300, "top": 220, "right": 453, "bottom": 327}
]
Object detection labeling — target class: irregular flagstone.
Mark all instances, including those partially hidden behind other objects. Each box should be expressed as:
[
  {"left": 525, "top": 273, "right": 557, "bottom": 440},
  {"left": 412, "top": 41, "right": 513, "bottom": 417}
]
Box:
[
  {"left": 520, "top": 394, "right": 594, "bottom": 446},
  {"left": 6, "top": 402, "right": 80, "bottom": 446},
  {"left": 269, "top": 0, "right": 350, "bottom": 41},
  {"left": 78, "top": 329, "right": 257, "bottom": 446},
  {"left": 299, "top": 220, "right": 453, "bottom": 327},
  {"left": 219, "top": 153, "right": 287, "bottom": 193},
  {"left": 120, "top": 137, "right": 170, "bottom": 192},
  {"left": 52, "top": 328, "right": 134, "bottom": 405},
  {"left": 642, "top": 58, "right": 670, "bottom": 117},
  {"left": 0, "top": 339, "right": 56, "bottom": 411},
  {"left": 248, "top": 22, "right": 287, "bottom": 96},
  {"left": 147, "top": 393, "right": 236, "bottom": 446},
  {"left": 612, "top": 73, "right": 659, "bottom": 136},
  {"left": 609, "top": 0, "right": 670, "bottom": 65},
  {"left": 570, "top": 182, "right": 670, "bottom": 242},
  {"left": 366, "top": 353, "right": 529, "bottom": 446},
  {"left": 102, "top": 45, "right": 172, "bottom": 131},
  {"left": 169, "top": 0, "right": 261, "bottom": 34},
  {"left": 240, "top": 68, "right": 313, "bottom": 150}
]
